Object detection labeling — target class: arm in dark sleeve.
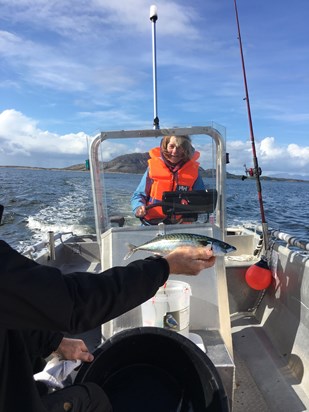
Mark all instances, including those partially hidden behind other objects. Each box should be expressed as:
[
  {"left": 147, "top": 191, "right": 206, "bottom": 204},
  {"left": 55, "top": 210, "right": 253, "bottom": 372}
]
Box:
[
  {"left": 22, "top": 330, "right": 64, "bottom": 359},
  {"left": 22, "top": 330, "right": 64, "bottom": 373},
  {"left": 65, "top": 256, "right": 169, "bottom": 332},
  {"left": 0, "top": 241, "right": 169, "bottom": 333}
]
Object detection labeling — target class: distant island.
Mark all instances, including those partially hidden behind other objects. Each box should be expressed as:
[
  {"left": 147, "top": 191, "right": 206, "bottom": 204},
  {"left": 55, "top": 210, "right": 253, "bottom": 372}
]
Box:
[{"left": 1, "top": 152, "right": 308, "bottom": 182}]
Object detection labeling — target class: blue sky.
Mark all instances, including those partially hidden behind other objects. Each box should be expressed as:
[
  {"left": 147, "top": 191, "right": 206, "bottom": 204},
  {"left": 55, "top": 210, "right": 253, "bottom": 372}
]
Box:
[{"left": 0, "top": 0, "right": 308, "bottom": 178}]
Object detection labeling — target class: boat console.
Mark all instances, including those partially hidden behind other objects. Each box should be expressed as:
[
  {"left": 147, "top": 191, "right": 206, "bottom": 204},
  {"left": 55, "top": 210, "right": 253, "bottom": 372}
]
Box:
[{"left": 87, "top": 125, "right": 235, "bottom": 408}]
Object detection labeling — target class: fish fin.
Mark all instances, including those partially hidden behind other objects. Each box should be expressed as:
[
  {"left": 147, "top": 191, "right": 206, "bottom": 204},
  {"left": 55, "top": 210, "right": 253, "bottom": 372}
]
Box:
[
  {"left": 123, "top": 244, "right": 136, "bottom": 260},
  {"left": 153, "top": 251, "right": 163, "bottom": 256}
]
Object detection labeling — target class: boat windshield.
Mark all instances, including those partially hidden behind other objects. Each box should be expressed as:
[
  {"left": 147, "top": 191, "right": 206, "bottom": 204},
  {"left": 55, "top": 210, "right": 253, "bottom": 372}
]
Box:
[{"left": 89, "top": 124, "right": 227, "bottom": 243}]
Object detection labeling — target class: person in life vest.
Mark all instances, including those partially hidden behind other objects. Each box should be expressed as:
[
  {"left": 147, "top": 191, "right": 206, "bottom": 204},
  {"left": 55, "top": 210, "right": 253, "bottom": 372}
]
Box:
[{"left": 131, "top": 135, "right": 205, "bottom": 224}]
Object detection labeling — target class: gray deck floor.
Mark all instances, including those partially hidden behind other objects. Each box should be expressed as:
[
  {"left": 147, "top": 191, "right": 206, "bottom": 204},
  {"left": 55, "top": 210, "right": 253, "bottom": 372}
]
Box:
[{"left": 232, "top": 316, "right": 309, "bottom": 412}]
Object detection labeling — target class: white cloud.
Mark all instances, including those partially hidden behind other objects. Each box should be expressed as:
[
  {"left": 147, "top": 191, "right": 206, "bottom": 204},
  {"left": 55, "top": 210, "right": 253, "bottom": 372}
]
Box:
[
  {"left": 0, "top": 1, "right": 308, "bottom": 179},
  {"left": 0, "top": 110, "right": 86, "bottom": 156},
  {"left": 225, "top": 136, "right": 309, "bottom": 177},
  {"left": 272, "top": 113, "right": 309, "bottom": 123},
  {"left": 259, "top": 136, "right": 284, "bottom": 159},
  {"left": 0, "top": 109, "right": 132, "bottom": 166},
  {"left": 0, "top": 1, "right": 204, "bottom": 96},
  {"left": 287, "top": 143, "right": 309, "bottom": 166},
  {"left": 0, "top": 109, "right": 308, "bottom": 179},
  {"left": 258, "top": 137, "right": 309, "bottom": 171},
  {"left": 1, "top": 0, "right": 199, "bottom": 39}
]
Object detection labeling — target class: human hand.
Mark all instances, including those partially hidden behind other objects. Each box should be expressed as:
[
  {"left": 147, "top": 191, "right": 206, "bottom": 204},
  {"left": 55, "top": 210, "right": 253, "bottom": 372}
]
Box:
[
  {"left": 54, "top": 337, "right": 94, "bottom": 363},
  {"left": 164, "top": 246, "right": 216, "bottom": 275},
  {"left": 135, "top": 205, "right": 146, "bottom": 218}
]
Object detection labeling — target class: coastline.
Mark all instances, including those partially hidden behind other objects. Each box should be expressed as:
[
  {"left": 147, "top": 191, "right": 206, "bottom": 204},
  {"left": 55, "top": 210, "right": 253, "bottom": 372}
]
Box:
[{"left": 0, "top": 164, "right": 308, "bottom": 183}]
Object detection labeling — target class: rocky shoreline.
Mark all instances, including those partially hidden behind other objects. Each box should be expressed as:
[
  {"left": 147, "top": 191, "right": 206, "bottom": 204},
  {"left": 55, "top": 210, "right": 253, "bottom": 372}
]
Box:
[{"left": 1, "top": 152, "right": 308, "bottom": 182}]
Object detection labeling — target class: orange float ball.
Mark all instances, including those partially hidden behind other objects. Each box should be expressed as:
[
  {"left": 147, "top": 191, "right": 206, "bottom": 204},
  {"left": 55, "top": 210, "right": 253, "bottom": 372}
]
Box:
[{"left": 245, "top": 260, "right": 272, "bottom": 290}]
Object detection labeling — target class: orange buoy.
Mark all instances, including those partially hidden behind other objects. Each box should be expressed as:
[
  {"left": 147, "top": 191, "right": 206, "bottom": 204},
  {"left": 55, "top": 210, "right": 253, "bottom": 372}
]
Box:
[{"left": 245, "top": 259, "right": 272, "bottom": 290}]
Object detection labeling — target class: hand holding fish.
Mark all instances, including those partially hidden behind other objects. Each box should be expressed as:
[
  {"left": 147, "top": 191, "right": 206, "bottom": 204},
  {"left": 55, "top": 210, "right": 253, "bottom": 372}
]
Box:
[{"left": 164, "top": 246, "right": 216, "bottom": 275}]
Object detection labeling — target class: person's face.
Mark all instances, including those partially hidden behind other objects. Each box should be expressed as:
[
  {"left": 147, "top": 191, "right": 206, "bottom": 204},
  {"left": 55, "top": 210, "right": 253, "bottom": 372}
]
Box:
[{"left": 165, "top": 136, "right": 184, "bottom": 164}]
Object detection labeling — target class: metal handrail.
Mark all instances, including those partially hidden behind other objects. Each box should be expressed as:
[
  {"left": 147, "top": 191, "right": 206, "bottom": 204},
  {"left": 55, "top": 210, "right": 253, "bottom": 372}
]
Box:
[{"left": 266, "top": 227, "right": 309, "bottom": 251}]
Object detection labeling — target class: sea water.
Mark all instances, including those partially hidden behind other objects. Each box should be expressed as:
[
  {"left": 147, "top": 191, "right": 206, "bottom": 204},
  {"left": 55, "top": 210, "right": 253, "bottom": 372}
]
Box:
[{"left": 0, "top": 167, "right": 308, "bottom": 251}]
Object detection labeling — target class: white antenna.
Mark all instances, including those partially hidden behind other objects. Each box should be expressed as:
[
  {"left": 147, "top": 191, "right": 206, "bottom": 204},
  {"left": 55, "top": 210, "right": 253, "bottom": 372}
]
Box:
[{"left": 150, "top": 5, "right": 159, "bottom": 129}]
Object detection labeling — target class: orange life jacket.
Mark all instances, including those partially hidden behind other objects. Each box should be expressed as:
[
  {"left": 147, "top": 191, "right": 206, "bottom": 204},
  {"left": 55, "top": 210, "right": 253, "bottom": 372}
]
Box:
[{"left": 145, "top": 147, "right": 200, "bottom": 221}]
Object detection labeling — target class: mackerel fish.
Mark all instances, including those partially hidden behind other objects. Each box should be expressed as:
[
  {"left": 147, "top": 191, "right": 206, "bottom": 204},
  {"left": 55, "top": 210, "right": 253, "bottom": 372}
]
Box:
[{"left": 124, "top": 232, "right": 236, "bottom": 260}]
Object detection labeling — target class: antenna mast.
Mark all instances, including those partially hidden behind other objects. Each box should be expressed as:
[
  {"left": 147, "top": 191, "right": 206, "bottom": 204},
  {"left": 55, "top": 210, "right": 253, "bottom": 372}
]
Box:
[{"left": 150, "top": 5, "right": 160, "bottom": 129}]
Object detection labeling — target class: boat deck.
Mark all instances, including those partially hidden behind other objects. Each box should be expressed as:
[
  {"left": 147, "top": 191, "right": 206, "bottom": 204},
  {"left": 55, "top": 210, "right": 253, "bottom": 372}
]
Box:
[
  {"left": 40, "top": 233, "right": 309, "bottom": 411},
  {"left": 74, "top": 314, "right": 309, "bottom": 411},
  {"left": 232, "top": 315, "right": 309, "bottom": 412}
]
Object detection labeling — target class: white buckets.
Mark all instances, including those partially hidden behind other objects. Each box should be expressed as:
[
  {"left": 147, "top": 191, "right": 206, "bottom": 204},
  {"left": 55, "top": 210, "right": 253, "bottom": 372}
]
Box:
[
  {"left": 142, "top": 280, "right": 192, "bottom": 336},
  {"left": 102, "top": 280, "right": 191, "bottom": 339}
]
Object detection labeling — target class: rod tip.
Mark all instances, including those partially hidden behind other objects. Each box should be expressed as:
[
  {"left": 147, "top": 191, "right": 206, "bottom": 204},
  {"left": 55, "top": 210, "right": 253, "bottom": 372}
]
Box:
[{"left": 150, "top": 5, "right": 158, "bottom": 21}]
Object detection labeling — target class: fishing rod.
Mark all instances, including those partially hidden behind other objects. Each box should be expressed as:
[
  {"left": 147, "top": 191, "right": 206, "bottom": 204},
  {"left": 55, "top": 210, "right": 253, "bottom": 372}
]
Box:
[
  {"left": 150, "top": 5, "right": 160, "bottom": 129},
  {"left": 233, "top": 0, "right": 269, "bottom": 251}
]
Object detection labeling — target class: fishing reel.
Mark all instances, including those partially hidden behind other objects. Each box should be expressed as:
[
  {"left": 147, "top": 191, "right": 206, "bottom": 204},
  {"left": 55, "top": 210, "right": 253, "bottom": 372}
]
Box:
[{"left": 242, "top": 164, "right": 262, "bottom": 181}]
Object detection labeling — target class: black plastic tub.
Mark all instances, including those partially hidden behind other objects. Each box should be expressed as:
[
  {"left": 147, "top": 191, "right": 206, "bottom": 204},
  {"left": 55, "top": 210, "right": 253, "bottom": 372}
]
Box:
[{"left": 75, "top": 327, "right": 229, "bottom": 411}]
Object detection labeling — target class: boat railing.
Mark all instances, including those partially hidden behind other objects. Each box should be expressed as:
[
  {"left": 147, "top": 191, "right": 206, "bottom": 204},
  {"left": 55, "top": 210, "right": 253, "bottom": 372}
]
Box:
[
  {"left": 255, "top": 225, "right": 309, "bottom": 252},
  {"left": 22, "top": 231, "right": 74, "bottom": 260},
  {"left": 89, "top": 125, "right": 227, "bottom": 246}
]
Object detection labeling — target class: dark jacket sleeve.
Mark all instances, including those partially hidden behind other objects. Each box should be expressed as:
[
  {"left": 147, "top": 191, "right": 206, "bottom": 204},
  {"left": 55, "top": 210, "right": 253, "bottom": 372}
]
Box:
[
  {"left": 22, "top": 330, "right": 64, "bottom": 359},
  {"left": 0, "top": 240, "right": 169, "bottom": 333},
  {"left": 21, "top": 330, "right": 64, "bottom": 373}
]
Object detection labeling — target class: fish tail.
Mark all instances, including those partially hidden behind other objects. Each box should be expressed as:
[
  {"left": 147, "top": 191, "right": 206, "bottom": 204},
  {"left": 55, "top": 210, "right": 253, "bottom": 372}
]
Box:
[{"left": 124, "top": 244, "right": 137, "bottom": 260}]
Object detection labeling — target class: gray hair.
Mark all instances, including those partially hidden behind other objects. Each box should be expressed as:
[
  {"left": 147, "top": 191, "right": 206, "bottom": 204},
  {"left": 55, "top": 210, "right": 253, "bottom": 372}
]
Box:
[{"left": 161, "top": 135, "right": 194, "bottom": 162}]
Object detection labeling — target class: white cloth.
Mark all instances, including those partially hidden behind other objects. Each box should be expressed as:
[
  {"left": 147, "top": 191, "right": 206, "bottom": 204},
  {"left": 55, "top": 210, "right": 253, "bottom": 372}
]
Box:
[{"left": 34, "top": 356, "right": 81, "bottom": 389}]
